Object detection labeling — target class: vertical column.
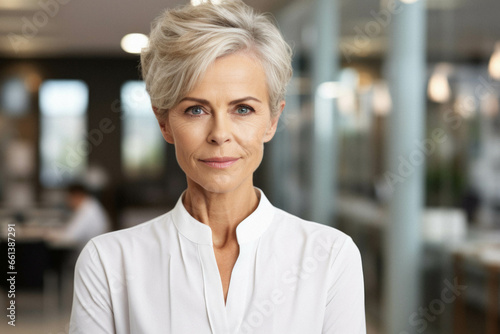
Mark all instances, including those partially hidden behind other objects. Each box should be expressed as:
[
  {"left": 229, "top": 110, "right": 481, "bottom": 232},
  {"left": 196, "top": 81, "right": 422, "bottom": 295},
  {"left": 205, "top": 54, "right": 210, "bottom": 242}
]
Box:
[
  {"left": 384, "top": 1, "right": 426, "bottom": 333},
  {"left": 310, "top": 0, "right": 340, "bottom": 226}
]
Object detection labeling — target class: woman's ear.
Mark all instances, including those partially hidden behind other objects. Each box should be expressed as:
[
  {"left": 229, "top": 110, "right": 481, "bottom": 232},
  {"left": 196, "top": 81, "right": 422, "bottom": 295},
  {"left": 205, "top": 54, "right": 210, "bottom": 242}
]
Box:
[
  {"left": 153, "top": 106, "right": 174, "bottom": 144},
  {"left": 263, "top": 101, "right": 285, "bottom": 143}
]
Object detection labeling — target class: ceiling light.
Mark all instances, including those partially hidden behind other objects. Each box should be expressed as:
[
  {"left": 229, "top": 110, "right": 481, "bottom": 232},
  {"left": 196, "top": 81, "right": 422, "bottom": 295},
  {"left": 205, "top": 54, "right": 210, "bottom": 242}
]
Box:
[
  {"left": 488, "top": 42, "right": 500, "bottom": 81},
  {"left": 428, "top": 63, "right": 452, "bottom": 103},
  {"left": 120, "top": 33, "right": 148, "bottom": 54}
]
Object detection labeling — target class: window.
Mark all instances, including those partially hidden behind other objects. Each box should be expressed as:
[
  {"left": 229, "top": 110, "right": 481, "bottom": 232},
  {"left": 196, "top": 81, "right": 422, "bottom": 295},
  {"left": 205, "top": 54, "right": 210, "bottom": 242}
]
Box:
[
  {"left": 121, "top": 81, "right": 165, "bottom": 178},
  {"left": 39, "top": 80, "right": 88, "bottom": 187}
]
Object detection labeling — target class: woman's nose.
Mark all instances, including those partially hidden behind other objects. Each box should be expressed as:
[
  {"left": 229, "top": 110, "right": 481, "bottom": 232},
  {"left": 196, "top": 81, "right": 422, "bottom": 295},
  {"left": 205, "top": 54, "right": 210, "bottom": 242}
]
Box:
[{"left": 207, "top": 113, "right": 231, "bottom": 145}]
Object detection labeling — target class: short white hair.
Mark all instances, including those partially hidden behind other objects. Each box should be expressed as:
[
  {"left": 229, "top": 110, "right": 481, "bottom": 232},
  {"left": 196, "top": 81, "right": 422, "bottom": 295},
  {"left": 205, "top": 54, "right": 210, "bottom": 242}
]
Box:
[{"left": 141, "top": 0, "right": 293, "bottom": 117}]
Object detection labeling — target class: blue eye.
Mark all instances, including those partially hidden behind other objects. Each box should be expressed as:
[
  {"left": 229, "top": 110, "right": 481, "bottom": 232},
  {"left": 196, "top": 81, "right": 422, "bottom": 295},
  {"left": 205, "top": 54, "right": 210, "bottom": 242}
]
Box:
[
  {"left": 186, "top": 106, "right": 204, "bottom": 115},
  {"left": 236, "top": 105, "right": 254, "bottom": 115}
]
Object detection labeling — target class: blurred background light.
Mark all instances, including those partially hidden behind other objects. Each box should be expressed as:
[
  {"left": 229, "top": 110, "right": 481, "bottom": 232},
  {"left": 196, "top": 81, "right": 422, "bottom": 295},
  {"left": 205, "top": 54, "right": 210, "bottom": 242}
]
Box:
[
  {"left": 488, "top": 41, "right": 500, "bottom": 80},
  {"left": 120, "top": 33, "right": 149, "bottom": 54},
  {"left": 316, "top": 81, "right": 341, "bottom": 100},
  {"left": 121, "top": 80, "right": 166, "bottom": 179},
  {"left": 372, "top": 81, "right": 392, "bottom": 116},
  {"left": 39, "top": 80, "right": 88, "bottom": 116},
  {"left": 428, "top": 63, "right": 452, "bottom": 103},
  {"left": 39, "top": 80, "right": 89, "bottom": 186},
  {"left": 337, "top": 69, "right": 359, "bottom": 115}
]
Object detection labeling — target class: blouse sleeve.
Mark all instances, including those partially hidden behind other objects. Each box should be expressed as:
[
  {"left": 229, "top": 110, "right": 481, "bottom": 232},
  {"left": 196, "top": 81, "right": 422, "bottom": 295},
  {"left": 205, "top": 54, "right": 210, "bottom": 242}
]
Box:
[
  {"left": 69, "top": 240, "right": 115, "bottom": 334},
  {"left": 322, "top": 237, "right": 366, "bottom": 333}
]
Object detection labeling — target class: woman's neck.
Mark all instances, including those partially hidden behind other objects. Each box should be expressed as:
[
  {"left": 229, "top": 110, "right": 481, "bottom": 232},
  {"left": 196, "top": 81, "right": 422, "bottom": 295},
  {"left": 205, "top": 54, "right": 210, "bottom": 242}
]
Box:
[{"left": 182, "top": 180, "right": 260, "bottom": 248}]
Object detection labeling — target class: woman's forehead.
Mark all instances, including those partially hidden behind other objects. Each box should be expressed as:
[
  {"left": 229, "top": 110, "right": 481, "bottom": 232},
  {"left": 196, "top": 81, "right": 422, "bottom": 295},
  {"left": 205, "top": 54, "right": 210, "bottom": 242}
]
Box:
[{"left": 183, "top": 53, "right": 269, "bottom": 104}]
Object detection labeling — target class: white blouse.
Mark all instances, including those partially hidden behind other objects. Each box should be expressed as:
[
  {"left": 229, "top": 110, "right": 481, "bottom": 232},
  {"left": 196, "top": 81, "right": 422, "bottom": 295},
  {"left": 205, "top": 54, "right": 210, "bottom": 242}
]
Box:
[{"left": 69, "top": 190, "right": 365, "bottom": 333}]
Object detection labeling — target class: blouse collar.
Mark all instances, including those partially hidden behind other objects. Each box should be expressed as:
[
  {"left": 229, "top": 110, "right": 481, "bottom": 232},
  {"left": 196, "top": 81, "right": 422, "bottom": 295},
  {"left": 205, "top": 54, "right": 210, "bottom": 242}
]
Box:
[{"left": 171, "top": 188, "right": 274, "bottom": 246}]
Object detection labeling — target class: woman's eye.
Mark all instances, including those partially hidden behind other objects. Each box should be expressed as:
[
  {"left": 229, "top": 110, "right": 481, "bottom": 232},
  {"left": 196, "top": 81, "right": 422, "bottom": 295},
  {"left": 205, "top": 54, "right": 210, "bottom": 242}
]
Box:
[
  {"left": 186, "top": 106, "right": 204, "bottom": 115},
  {"left": 236, "top": 105, "right": 254, "bottom": 115}
]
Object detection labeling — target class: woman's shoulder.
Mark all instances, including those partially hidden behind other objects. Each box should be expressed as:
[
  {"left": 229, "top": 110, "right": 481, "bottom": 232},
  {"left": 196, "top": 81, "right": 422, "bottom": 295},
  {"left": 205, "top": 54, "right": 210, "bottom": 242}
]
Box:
[
  {"left": 267, "top": 206, "right": 359, "bottom": 258},
  {"left": 265, "top": 207, "right": 361, "bottom": 276},
  {"left": 271, "top": 207, "right": 349, "bottom": 240}
]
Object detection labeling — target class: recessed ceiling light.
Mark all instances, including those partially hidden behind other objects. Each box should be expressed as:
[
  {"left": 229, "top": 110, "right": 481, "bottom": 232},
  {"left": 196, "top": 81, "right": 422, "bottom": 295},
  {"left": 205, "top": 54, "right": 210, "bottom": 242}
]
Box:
[{"left": 120, "top": 33, "right": 148, "bottom": 54}]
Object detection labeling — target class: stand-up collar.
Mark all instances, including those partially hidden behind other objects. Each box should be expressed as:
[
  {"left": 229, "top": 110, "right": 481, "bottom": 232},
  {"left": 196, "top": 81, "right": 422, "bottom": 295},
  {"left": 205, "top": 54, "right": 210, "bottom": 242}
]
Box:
[{"left": 171, "top": 188, "right": 274, "bottom": 246}]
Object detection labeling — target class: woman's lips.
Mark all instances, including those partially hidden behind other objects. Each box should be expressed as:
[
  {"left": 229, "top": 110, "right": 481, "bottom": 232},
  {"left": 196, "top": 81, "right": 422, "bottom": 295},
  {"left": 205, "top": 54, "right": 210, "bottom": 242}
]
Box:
[{"left": 200, "top": 157, "right": 239, "bottom": 169}]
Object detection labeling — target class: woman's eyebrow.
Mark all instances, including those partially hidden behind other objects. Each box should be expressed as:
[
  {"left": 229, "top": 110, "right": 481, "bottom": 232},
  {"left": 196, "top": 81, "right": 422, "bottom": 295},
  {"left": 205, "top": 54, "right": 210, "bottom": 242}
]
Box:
[
  {"left": 229, "top": 96, "right": 262, "bottom": 105},
  {"left": 180, "top": 97, "right": 210, "bottom": 105},
  {"left": 179, "top": 96, "right": 262, "bottom": 105}
]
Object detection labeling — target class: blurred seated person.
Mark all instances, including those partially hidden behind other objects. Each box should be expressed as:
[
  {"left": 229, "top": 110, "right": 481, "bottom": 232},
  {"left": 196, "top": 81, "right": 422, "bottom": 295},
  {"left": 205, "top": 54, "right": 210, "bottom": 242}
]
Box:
[{"left": 48, "top": 183, "right": 110, "bottom": 246}]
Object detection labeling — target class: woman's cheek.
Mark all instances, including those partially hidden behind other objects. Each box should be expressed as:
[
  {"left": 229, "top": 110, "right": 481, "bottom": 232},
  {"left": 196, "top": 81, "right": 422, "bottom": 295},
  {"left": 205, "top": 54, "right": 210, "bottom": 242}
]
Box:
[
  {"left": 235, "top": 120, "right": 267, "bottom": 143},
  {"left": 175, "top": 121, "right": 204, "bottom": 145}
]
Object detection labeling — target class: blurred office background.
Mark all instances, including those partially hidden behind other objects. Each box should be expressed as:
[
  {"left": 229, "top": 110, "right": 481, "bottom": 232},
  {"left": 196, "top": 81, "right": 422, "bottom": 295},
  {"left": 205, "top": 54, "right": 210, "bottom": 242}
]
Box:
[{"left": 1, "top": 0, "right": 500, "bottom": 333}]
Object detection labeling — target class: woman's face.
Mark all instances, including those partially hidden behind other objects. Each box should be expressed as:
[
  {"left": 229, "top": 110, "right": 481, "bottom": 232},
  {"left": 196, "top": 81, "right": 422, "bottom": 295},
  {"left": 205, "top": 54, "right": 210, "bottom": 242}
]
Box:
[{"left": 156, "top": 53, "right": 284, "bottom": 194}]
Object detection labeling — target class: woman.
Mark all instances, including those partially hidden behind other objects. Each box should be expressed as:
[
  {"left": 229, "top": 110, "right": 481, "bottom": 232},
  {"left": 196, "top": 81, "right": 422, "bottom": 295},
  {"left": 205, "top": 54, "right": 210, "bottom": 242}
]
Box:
[{"left": 69, "top": 1, "right": 365, "bottom": 333}]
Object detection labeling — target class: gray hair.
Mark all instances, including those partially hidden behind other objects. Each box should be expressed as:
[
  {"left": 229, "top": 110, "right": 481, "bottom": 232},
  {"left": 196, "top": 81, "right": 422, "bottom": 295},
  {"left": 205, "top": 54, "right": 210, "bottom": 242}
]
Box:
[{"left": 140, "top": 0, "right": 293, "bottom": 117}]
